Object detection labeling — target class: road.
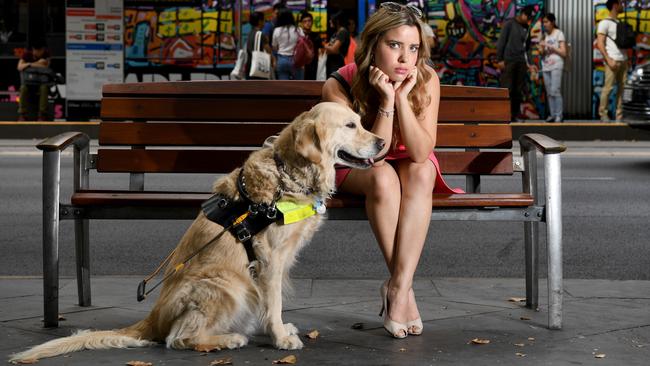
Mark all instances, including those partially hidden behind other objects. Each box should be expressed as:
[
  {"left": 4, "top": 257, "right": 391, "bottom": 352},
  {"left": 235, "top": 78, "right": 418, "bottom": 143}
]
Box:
[{"left": 1, "top": 140, "right": 649, "bottom": 280}]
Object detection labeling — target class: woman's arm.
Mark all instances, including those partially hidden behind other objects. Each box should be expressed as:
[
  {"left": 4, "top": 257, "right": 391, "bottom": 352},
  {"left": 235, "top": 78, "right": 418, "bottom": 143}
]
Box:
[
  {"left": 323, "top": 39, "right": 342, "bottom": 55},
  {"left": 395, "top": 65, "right": 439, "bottom": 163}
]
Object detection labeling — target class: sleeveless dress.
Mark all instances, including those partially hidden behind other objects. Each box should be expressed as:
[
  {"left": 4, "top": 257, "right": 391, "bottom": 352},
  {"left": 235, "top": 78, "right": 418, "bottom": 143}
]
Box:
[{"left": 331, "top": 63, "right": 463, "bottom": 194}]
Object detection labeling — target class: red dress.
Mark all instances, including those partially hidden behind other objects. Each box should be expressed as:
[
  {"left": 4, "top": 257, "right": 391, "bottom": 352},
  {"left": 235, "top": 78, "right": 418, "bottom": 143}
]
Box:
[{"left": 332, "top": 63, "right": 463, "bottom": 194}]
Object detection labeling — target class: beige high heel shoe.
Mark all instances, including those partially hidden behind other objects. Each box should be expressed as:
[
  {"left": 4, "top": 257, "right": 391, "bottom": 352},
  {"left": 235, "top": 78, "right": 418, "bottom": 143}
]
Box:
[
  {"left": 379, "top": 280, "right": 408, "bottom": 339},
  {"left": 406, "top": 288, "right": 423, "bottom": 336}
]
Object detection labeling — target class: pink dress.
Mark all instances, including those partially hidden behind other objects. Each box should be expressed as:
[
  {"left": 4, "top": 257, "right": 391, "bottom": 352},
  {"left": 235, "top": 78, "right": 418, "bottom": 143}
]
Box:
[{"left": 332, "top": 63, "right": 463, "bottom": 194}]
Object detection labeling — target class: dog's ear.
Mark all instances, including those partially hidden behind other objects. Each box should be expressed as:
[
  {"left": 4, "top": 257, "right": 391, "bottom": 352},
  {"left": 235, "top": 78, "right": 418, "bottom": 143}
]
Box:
[{"left": 294, "top": 119, "right": 322, "bottom": 164}]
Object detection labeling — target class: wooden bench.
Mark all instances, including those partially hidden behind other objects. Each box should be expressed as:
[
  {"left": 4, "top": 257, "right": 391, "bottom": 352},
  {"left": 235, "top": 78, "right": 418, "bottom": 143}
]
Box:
[{"left": 37, "top": 80, "right": 566, "bottom": 329}]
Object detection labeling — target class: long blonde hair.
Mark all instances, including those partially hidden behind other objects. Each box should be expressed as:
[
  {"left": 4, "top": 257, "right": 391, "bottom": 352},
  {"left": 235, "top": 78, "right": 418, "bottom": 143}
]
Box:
[{"left": 351, "top": 7, "right": 432, "bottom": 128}]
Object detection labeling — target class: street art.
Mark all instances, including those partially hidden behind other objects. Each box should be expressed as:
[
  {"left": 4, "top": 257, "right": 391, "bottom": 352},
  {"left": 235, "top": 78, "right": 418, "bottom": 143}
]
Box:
[
  {"left": 426, "top": 0, "right": 545, "bottom": 119},
  {"left": 593, "top": 0, "right": 650, "bottom": 119},
  {"left": 124, "top": 0, "right": 237, "bottom": 75}
]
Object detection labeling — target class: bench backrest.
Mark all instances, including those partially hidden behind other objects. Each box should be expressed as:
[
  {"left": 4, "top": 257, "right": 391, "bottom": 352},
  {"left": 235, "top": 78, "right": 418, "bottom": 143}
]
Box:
[{"left": 99, "top": 81, "right": 511, "bottom": 184}]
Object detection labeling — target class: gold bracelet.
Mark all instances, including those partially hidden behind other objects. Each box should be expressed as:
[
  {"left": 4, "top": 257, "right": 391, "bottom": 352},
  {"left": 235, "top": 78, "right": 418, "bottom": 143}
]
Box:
[{"left": 377, "top": 107, "right": 394, "bottom": 118}]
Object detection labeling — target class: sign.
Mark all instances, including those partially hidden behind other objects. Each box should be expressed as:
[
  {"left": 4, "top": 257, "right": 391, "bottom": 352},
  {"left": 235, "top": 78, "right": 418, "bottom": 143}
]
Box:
[{"left": 66, "top": 0, "right": 123, "bottom": 102}]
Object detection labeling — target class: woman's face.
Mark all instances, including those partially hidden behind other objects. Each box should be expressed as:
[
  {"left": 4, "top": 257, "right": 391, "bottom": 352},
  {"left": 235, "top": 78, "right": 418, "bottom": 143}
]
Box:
[
  {"left": 373, "top": 25, "right": 420, "bottom": 82},
  {"left": 301, "top": 17, "right": 313, "bottom": 33},
  {"left": 542, "top": 18, "right": 554, "bottom": 33}
]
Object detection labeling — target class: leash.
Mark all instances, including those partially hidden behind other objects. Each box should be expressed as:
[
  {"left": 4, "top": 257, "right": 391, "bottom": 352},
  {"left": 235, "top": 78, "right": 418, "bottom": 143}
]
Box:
[{"left": 136, "top": 211, "right": 250, "bottom": 302}]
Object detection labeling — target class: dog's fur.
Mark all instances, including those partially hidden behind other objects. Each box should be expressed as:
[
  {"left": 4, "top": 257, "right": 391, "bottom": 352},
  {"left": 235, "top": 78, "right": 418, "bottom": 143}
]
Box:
[{"left": 10, "top": 102, "right": 383, "bottom": 363}]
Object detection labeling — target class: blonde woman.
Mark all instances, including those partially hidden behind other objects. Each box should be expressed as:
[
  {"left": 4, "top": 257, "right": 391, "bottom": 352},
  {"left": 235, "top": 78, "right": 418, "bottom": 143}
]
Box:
[{"left": 322, "top": 2, "right": 462, "bottom": 339}]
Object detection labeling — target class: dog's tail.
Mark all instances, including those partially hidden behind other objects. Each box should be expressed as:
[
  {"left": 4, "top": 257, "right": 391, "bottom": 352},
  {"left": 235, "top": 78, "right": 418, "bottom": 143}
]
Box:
[{"left": 8, "top": 322, "right": 155, "bottom": 363}]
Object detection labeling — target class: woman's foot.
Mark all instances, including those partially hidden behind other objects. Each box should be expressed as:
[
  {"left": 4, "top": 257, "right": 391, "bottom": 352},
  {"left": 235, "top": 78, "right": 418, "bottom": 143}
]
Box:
[
  {"left": 379, "top": 280, "right": 408, "bottom": 339},
  {"left": 406, "top": 288, "right": 423, "bottom": 335}
]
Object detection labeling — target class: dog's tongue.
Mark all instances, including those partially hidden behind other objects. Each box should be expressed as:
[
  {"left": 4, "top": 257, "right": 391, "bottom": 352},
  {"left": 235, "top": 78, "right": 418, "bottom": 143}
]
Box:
[{"left": 369, "top": 157, "right": 374, "bottom": 165}]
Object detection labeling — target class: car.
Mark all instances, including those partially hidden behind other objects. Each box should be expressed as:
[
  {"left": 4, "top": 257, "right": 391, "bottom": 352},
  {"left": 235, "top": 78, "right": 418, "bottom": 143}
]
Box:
[{"left": 622, "top": 62, "right": 650, "bottom": 129}]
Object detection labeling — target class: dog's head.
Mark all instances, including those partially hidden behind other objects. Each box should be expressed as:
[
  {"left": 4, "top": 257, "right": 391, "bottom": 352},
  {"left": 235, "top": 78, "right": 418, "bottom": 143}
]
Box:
[{"left": 287, "top": 102, "right": 385, "bottom": 169}]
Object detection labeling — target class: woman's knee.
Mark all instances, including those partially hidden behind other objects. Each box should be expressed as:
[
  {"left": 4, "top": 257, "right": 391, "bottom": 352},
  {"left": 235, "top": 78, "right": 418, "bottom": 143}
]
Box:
[
  {"left": 402, "top": 162, "right": 435, "bottom": 194},
  {"left": 366, "top": 166, "right": 400, "bottom": 198}
]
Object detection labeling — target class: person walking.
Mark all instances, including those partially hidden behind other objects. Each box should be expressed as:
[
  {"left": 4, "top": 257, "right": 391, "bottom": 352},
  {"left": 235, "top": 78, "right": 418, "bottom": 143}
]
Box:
[
  {"left": 322, "top": 2, "right": 462, "bottom": 339},
  {"left": 299, "top": 11, "right": 322, "bottom": 80},
  {"left": 596, "top": 0, "right": 627, "bottom": 122},
  {"left": 496, "top": 5, "right": 536, "bottom": 122},
  {"left": 540, "top": 13, "right": 567, "bottom": 122},
  {"left": 272, "top": 8, "right": 303, "bottom": 80},
  {"left": 245, "top": 12, "right": 273, "bottom": 80}
]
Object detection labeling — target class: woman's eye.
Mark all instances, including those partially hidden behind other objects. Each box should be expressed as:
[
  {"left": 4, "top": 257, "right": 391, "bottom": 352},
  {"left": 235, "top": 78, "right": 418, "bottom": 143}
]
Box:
[
  {"left": 389, "top": 42, "right": 399, "bottom": 49},
  {"left": 346, "top": 122, "right": 356, "bottom": 128},
  {"left": 410, "top": 45, "right": 419, "bottom": 52}
]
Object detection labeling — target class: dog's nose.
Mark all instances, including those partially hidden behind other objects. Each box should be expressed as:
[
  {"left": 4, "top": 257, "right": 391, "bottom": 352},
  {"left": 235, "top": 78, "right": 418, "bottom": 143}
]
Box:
[{"left": 376, "top": 138, "right": 386, "bottom": 151}]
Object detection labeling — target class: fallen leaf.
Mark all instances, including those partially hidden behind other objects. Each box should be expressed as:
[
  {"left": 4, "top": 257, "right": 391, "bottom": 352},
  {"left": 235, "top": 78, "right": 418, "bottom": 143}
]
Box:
[
  {"left": 527, "top": 337, "right": 535, "bottom": 341},
  {"left": 58, "top": 315, "right": 66, "bottom": 321},
  {"left": 471, "top": 338, "right": 490, "bottom": 345},
  {"left": 194, "top": 344, "right": 220, "bottom": 353},
  {"left": 126, "top": 361, "right": 153, "bottom": 366},
  {"left": 508, "top": 297, "right": 526, "bottom": 302},
  {"left": 516, "top": 352, "right": 527, "bottom": 357},
  {"left": 399, "top": 348, "right": 407, "bottom": 352},
  {"left": 351, "top": 322, "right": 364, "bottom": 330},
  {"left": 520, "top": 316, "right": 531, "bottom": 321},
  {"left": 272, "top": 355, "right": 297, "bottom": 364},
  {"left": 13, "top": 359, "right": 38, "bottom": 364},
  {"left": 595, "top": 353, "right": 606, "bottom": 359},
  {"left": 210, "top": 357, "right": 233, "bottom": 365},
  {"left": 305, "top": 329, "right": 319, "bottom": 339},
  {"left": 513, "top": 343, "right": 525, "bottom": 347}
]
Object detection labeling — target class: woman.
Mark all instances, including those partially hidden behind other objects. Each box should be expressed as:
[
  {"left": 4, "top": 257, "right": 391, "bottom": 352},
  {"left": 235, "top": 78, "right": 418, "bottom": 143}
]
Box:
[
  {"left": 322, "top": 3, "right": 461, "bottom": 339},
  {"left": 272, "top": 8, "right": 303, "bottom": 80},
  {"left": 245, "top": 11, "right": 273, "bottom": 80},
  {"left": 299, "top": 11, "right": 323, "bottom": 80},
  {"left": 540, "top": 13, "right": 567, "bottom": 122},
  {"left": 323, "top": 11, "right": 350, "bottom": 76}
]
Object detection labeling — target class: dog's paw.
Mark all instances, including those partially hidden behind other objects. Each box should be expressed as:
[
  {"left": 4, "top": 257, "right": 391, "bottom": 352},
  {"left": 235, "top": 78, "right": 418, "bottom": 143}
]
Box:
[
  {"left": 283, "top": 323, "right": 299, "bottom": 336},
  {"left": 223, "top": 334, "right": 248, "bottom": 349},
  {"left": 274, "top": 334, "right": 303, "bottom": 350}
]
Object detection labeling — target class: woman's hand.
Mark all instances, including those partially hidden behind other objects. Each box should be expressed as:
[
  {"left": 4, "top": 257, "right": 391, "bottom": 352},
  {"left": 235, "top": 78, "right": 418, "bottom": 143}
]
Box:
[
  {"left": 394, "top": 68, "right": 417, "bottom": 101},
  {"left": 369, "top": 65, "right": 395, "bottom": 107}
]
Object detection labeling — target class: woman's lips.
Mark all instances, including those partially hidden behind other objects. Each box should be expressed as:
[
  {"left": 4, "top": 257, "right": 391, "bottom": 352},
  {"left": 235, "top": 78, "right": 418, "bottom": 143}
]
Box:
[{"left": 395, "top": 68, "right": 408, "bottom": 75}]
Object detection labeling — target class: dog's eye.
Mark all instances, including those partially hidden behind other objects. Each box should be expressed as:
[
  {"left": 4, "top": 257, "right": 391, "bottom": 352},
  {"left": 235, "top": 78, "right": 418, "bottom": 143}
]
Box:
[{"left": 346, "top": 122, "right": 356, "bottom": 129}]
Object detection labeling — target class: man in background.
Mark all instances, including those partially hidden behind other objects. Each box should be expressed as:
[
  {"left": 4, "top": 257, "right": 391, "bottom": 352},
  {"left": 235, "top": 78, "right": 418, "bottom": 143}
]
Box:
[
  {"left": 496, "top": 5, "right": 536, "bottom": 122},
  {"left": 16, "top": 41, "right": 51, "bottom": 121},
  {"left": 596, "top": 0, "right": 627, "bottom": 122}
]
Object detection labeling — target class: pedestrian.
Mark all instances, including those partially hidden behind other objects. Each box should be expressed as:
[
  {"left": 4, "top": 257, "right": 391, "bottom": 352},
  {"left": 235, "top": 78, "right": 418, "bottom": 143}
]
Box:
[
  {"left": 246, "top": 12, "right": 273, "bottom": 80},
  {"left": 16, "top": 40, "right": 51, "bottom": 121},
  {"left": 272, "top": 8, "right": 303, "bottom": 80},
  {"left": 299, "top": 11, "right": 323, "bottom": 80},
  {"left": 539, "top": 13, "right": 567, "bottom": 123},
  {"left": 262, "top": 2, "right": 285, "bottom": 45},
  {"left": 596, "top": 0, "right": 627, "bottom": 122},
  {"left": 496, "top": 5, "right": 536, "bottom": 122},
  {"left": 322, "top": 2, "right": 462, "bottom": 339},
  {"left": 323, "top": 11, "right": 350, "bottom": 76}
]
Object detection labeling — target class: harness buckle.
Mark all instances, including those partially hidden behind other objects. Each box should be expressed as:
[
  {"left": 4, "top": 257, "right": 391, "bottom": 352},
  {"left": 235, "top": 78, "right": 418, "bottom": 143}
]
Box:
[
  {"left": 266, "top": 206, "right": 277, "bottom": 219},
  {"left": 236, "top": 226, "right": 252, "bottom": 242}
]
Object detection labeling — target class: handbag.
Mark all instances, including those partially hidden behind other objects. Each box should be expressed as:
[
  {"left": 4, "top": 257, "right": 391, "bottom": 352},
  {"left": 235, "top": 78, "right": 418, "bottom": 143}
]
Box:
[
  {"left": 230, "top": 48, "right": 248, "bottom": 80},
  {"left": 316, "top": 52, "right": 327, "bottom": 81},
  {"left": 249, "top": 31, "right": 271, "bottom": 79}
]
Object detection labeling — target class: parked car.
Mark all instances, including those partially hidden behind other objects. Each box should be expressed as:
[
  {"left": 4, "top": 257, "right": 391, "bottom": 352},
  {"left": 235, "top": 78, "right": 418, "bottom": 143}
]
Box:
[{"left": 622, "top": 62, "right": 650, "bottom": 129}]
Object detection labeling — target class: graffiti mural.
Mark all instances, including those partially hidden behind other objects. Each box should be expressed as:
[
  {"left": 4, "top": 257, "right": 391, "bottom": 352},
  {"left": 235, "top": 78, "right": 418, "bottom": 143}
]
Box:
[
  {"left": 426, "top": 0, "right": 545, "bottom": 119},
  {"left": 124, "top": 0, "right": 238, "bottom": 76},
  {"left": 592, "top": 0, "right": 650, "bottom": 119}
]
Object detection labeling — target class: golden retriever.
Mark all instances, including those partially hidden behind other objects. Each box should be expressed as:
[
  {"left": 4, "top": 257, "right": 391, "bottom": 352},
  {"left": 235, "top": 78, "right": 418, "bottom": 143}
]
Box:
[{"left": 10, "top": 102, "right": 384, "bottom": 363}]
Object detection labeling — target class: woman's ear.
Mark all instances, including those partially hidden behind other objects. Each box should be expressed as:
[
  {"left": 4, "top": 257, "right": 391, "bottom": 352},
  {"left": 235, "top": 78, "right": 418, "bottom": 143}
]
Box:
[{"left": 294, "top": 119, "right": 322, "bottom": 164}]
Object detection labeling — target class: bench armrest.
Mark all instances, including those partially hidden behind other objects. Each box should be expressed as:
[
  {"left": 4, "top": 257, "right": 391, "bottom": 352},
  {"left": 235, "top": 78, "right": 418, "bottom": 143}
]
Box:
[
  {"left": 37, "top": 132, "right": 90, "bottom": 152},
  {"left": 519, "top": 133, "right": 566, "bottom": 155}
]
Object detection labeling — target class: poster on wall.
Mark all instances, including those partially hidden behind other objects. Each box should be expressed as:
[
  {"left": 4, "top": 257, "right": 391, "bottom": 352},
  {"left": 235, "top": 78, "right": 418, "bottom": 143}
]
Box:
[{"left": 66, "top": 0, "right": 124, "bottom": 104}]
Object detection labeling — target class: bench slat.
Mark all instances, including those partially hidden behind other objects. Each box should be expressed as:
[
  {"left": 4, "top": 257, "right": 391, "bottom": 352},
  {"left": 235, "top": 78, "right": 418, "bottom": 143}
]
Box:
[
  {"left": 71, "top": 190, "right": 534, "bottom": 208},
  {"left": 102, "top": 81, "right": 508, "bottom": 100},
  {"left": 101, "top": 97, "right": 320, "bottom": 122},
  {"left": 96, "top": 149, "right": 513, "bottom": 175},
  {"left": 101, "top": 97, "right": 509, "bottom": 123},
  {"left": 98, "top": 122, "right": 512, "bottom": 148}
]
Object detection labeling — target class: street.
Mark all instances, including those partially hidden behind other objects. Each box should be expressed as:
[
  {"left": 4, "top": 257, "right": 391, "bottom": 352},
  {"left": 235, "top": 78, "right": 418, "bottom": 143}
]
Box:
[{"left": 1, "top": 140, "right": 649, "bottom": 280}]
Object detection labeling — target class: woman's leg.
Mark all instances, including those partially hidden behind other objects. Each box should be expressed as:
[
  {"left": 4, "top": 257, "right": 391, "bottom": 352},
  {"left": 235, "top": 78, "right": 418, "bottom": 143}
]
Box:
[
  {"left": 387, "top": 159, "right": 436, "bottom": 324},
  {"left": 276, "top": 55, "right": 292, "bottom": 80},
  {"left": 339, "top": 164, "right": 401, "bottom": 271},
  {"left": 543, "top": 71, "right": 555, "bottom": 120},
  {"left": 550, "top": 69, "right": 563, "bottom": 120}
]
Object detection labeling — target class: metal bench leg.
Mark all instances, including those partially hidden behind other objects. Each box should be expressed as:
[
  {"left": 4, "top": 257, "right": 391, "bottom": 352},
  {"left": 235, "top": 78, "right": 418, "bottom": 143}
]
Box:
[
  {"left": 524, "top": 221, "right": 539, "bottom": 309},
  {"left": 43, "top": 151, "right": 60, "bottom": 327},
  {"left": 545, "top": 153, "right": 563, "bottom": 329},
  {"left": 75, "top": 218, "right": 91, "bottom": 306}
]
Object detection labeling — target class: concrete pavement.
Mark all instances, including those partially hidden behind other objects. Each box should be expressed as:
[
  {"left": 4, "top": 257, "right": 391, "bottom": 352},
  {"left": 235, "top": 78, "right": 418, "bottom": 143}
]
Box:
[{"left": 2, "top": 277, "right": 649, "bottom": 365}]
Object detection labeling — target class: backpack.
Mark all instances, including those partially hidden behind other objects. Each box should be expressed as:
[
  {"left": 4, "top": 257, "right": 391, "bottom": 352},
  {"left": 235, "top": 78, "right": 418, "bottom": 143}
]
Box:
[
  {"left": 606, "top": 18, "right": 636, "bottom": 49},
  {"left": 293, "top": 34, "right": 314, "bottom": 68}
]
